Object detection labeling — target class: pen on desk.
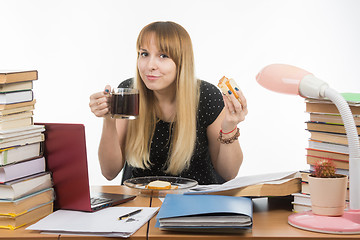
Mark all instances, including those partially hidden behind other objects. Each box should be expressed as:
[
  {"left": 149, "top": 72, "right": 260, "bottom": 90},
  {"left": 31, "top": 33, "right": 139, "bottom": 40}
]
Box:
[{"left": 118, "top": 209, "right": 142, "bottom": 220}]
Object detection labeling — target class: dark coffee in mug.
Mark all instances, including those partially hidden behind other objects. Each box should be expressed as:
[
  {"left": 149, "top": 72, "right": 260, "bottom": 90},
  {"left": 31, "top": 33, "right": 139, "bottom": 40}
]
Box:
[{"left": 110, "top": 88, "right": 139, "bottom": 119}]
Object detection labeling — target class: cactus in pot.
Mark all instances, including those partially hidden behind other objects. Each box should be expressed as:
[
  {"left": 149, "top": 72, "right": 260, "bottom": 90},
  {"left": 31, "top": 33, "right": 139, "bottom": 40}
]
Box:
[{"left": 308, "top": 159, "right": 348, "bottom": 216}]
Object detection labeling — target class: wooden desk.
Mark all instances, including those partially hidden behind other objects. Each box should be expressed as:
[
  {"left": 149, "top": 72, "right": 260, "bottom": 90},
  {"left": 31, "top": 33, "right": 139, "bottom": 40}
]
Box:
[
  {"left": 3, "top": 186, "right": 360, "bottom": 240},
  {"left": 0, "top": 228, "right": 58, "bottom": 240},
  {"left": 148, "top": 196, "right": 360, "bottom": 240},
  {"left": 0, "top": 185, "right": 149, "bottom": 240}
]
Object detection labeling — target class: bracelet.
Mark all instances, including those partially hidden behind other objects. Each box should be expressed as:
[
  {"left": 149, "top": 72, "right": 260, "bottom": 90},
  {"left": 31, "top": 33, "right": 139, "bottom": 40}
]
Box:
[
  {"left": 220, "top": 126, "right": 237, "bottom": 135},
  {"left": 217, "top": 128, "right": 240, "bottom": 144}
]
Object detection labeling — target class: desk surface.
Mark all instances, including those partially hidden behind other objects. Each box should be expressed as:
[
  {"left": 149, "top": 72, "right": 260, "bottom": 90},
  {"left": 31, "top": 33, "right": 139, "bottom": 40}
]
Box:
[
  {"left": 148, "top": 194, "right": 360, "bottom": 240},
  {"left": 2, "top": 186, "right": 360, "bottom": 240}
]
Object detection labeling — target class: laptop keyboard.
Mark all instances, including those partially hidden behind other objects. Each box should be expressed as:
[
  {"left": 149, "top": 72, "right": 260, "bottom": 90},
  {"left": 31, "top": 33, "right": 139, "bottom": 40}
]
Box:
[{"left": 90, "top": 196, "right": 112, "bottom": 206}]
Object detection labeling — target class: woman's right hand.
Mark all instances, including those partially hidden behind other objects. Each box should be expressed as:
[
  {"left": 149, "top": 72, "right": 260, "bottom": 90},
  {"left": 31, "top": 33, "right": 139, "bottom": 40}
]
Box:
[{"left": 89, "top": 85, "right": 112, "bottom": 118}]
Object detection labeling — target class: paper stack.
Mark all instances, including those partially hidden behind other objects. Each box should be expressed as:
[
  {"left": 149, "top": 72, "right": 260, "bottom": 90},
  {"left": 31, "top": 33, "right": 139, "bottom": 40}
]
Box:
[
  {"left": 27, "top": 207, "right": 159, "bottom": 237},
  {"left": 0, "top": 70, "right": 54, "bottom": 230}
]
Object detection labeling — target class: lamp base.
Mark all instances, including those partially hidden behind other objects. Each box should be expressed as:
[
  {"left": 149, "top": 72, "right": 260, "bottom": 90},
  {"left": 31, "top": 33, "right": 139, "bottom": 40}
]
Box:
[{"left": 288, "top": 210, "right": 360, "bottom": 234}]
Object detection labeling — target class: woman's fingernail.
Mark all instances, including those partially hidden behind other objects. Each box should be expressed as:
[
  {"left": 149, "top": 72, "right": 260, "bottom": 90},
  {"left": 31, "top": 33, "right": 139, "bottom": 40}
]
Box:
[
  {"left": 228, "top": 90, "right": 232, "bottom": 95},
  {"left": 235, "top": 87, "right": 239, "bottom": 91}
]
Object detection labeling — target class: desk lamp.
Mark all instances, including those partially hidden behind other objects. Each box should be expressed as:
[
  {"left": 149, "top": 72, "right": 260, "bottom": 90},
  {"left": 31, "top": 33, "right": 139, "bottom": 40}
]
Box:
[{"left": 256, "top": 64, "right": 360, "bottom": 234}]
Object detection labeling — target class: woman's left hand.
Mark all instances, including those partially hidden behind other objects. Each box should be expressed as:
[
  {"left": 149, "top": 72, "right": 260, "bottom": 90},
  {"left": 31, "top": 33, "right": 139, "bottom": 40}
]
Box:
[{"left": 221, "top": 87, "right": 248, "bottom": 132}]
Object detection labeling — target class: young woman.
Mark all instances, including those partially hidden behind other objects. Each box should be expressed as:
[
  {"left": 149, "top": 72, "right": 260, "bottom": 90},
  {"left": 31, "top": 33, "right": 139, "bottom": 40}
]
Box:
[{"left": 89, "top": 21, "right": 247, "bottom": 185}]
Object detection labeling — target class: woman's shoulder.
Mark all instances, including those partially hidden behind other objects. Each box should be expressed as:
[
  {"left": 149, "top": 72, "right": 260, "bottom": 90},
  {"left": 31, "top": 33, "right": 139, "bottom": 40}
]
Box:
[
  {"left": 199, "top": 79, "right": 217, "bottom": 89},
  {"left": 118, "top": 78, "right": 134, "bottom": 88},
  {"left": 198, "top": 79, "right": 223, "bottom": 99},
  {"left": 197, "top": 79, "right": 224, "bottom": 125}
]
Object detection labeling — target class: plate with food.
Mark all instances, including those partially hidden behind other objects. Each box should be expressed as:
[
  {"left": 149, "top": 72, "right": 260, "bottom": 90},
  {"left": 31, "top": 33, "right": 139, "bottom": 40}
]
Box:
[{"left": 123, "top": 176, "right": 198, "bottom": 197}]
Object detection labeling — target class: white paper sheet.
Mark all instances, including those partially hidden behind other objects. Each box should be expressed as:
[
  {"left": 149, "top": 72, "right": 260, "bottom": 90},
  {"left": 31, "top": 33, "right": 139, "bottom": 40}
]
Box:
[{"left": 26, "top": 207, "right": 159, "bottom": 238}]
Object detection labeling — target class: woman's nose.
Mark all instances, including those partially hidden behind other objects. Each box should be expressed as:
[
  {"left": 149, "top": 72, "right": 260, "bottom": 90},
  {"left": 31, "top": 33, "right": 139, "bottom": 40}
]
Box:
[{"left": 148, "top": 56, "right": 158, "bottom": 70}]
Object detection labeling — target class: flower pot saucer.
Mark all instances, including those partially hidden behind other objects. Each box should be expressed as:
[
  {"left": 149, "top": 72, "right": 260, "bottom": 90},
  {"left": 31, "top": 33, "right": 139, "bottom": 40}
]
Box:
[{"left": 288, "top": 210, "right": 360, "bottom": 234}]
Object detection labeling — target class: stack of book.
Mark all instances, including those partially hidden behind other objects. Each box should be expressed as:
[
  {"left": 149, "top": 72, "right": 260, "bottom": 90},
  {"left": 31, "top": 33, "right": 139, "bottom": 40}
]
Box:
[
  {"left": 292, "top": 172, "right": 312, "bottom": 213},
  {"left": 0, "top": 70, "right": 54, "bottom": 230},
  {"left": 291, "top": 93, "right": 359, "bottom": 212}
]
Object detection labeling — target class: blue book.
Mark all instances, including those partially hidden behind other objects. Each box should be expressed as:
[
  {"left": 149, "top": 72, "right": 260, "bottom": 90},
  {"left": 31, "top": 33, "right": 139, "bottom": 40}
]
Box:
[{"left": 156, "top": 194, "right": 252, "bottom": 232}]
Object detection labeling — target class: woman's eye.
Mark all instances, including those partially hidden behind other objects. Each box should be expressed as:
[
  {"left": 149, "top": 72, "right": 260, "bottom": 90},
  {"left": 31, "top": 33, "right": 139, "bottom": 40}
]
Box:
[
  {"left": 139, "top": 52, "right": 148, "bottom": 57},
  {"left": 160, "top": 54, "right": 169, "bottom": 59}
]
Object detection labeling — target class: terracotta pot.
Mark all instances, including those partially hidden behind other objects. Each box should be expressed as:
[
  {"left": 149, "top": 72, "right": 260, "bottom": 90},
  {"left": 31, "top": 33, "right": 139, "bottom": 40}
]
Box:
[{"left": 308, "top": 175, "right": 348, "bottom": 216}]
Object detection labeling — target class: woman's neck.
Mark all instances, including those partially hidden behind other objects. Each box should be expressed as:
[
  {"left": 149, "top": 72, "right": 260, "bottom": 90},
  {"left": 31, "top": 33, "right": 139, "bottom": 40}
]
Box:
[{"left": 153, "top": 85, "right": 177, "bottom": 122}]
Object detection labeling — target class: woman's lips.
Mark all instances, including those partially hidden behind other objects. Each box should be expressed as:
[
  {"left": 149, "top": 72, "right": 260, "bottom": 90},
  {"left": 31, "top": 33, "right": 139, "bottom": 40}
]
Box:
[{"left": 146, "top": 75, "right": 159, "bottom": 81}]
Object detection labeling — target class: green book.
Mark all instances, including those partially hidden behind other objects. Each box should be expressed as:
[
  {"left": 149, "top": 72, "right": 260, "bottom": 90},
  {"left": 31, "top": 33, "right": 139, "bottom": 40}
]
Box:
[
  {"left": 306, "top": 92, "right": 360, "bottom": 107},
  {"left": 341, "top": 93, "right": 360, "bottom": 104}
]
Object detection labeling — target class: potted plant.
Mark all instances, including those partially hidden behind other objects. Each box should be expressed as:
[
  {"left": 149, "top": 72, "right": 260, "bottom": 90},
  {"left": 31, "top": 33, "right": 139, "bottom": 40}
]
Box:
[{"left": 308, "top": 159, "right": 348, "bottom": 216}]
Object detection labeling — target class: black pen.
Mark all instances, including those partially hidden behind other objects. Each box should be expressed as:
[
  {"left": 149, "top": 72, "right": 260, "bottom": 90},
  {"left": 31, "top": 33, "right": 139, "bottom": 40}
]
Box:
[{"left": 118, "top": 209, "right": 142, "bottom": 220}]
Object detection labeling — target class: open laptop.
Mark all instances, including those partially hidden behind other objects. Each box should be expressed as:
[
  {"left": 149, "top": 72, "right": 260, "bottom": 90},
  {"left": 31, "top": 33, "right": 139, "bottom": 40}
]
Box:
[{"left": 35, "top": 122, "right": 136, "bottom": 212}]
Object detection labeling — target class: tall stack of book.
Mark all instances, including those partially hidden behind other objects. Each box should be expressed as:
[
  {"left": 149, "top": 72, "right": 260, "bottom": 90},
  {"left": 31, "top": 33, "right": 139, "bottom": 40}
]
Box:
[
  {"left": 291, "top": 93, "right": 359, "bottom": 213},
  {"left": 0, "top": 70, "right": 54, "bottom": 230}
]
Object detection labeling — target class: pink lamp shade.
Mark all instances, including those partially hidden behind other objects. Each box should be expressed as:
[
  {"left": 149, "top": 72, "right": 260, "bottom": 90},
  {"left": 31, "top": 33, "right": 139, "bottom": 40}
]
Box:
[{"left": 256, "top": 64, "right": 312, "bottom": 96}]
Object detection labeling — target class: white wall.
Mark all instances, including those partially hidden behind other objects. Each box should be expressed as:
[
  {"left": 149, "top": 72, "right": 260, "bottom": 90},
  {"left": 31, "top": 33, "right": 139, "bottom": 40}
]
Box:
[{"left": 1, "top": 0, "right": 359, "bottom": 186}]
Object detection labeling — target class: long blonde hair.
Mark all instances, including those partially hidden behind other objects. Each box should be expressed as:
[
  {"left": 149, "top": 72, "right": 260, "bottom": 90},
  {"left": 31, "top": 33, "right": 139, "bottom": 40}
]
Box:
[{"left": 125, "top": 21, "right": 199, "bottom": 175}]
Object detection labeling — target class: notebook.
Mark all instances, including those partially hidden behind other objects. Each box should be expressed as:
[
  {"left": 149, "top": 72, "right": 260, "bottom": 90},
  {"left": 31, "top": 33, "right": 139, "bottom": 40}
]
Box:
[{"left": 35, "top": 122, "right": 136, "bottom": 212}]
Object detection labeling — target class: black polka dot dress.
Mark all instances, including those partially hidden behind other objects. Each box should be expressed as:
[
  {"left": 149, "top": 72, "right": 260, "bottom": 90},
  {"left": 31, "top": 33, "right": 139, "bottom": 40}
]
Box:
[{"left": 119, "top": 79, "right": 225, "bottom": 185}]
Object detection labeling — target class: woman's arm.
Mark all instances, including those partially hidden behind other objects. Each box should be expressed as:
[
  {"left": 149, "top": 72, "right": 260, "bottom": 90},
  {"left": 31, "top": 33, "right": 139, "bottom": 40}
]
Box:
[
  {"left": 207, "top": 88, "right": 248, "bottom": 181},
  {"left": 89, "top": 85, "right": 128, "bottom": 180},
  {"left": 97, "top": 118, "right": 128, "bottom": 180}
]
